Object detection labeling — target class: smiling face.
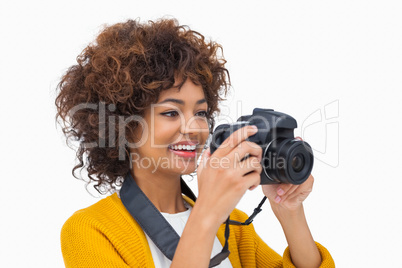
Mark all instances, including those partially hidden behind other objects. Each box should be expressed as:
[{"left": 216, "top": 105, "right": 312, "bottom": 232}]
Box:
[{"left": 129, "top": 78, "right": 210, "bottom": 179}]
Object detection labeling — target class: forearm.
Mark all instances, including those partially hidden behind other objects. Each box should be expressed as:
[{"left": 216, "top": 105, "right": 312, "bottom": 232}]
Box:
[
  {"left": 171, "top": 203, "right": 221, "bottom": 268},
  {"left": 272, "top": 203, "right": 321, "bottom": 268}
]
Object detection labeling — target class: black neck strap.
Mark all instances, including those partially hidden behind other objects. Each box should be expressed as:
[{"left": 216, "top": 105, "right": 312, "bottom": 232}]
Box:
[{"left": 120, "top": 172, "right": 231, "bottom": 267}]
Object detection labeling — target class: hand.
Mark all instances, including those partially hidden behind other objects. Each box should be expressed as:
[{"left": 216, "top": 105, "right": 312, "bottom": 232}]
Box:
[
  {"left": 173, "top": 126, "right": 262, "bottom": 268},
  {"left": 262, "top": 174, "right": 314, "bottom": 212},
  {"left": 195, "top": 125, "right": 263, "bottom": 226},
  {"left": 262, "top": 175, "right": 322, "bottom": 268}
]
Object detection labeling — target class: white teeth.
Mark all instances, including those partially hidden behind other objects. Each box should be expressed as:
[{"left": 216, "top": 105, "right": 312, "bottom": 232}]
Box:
[{"left": 169, "top": 144, "right": 196, "bottom": 151}]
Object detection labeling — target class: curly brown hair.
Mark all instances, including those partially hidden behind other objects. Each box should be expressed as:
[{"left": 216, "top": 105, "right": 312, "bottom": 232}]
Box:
[{"left": 55, "top": 18, "right": 230, "bottom": 194}]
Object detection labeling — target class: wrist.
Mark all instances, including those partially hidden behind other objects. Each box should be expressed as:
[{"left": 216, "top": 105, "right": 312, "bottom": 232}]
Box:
[
  {"left": 190, "top": 200, "right": 224, "bottom": 234},
  {"left": 172, "top": 200, "right": 222, "bottom": 268},
  {"left": 270, "top": 201, "right": 305, "bottom": 224}
]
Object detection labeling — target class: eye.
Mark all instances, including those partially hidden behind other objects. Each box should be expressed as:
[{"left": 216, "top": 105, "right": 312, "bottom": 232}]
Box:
[
  {"left": 196, "top": 110, "right": 208, "bottom": 117},
  {"left": 161, "top": 111, "right": 179, "bottom": 117},
  {"left": 161, "top": 110, "right": 208, "bottom": 118}
]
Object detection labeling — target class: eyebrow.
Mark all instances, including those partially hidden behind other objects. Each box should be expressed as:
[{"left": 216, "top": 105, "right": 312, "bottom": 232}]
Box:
[{"left": 157, "top": 98, "right": 207, "bottom": 105}]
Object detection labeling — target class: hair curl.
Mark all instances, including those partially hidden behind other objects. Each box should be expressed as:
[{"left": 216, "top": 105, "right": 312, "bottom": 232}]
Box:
[{"left": 55, "top": 18, "right": 230, "bottom": 194}]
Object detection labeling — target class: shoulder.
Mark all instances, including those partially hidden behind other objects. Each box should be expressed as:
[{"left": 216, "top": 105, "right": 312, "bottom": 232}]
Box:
[
  {"left": 62, "top": 193, "right": 121, "bottom": 227},
  {"left": 228, "top": 208, "right": 258, "bottom": 241},
  {"left": 61, "top": 193, "right": 141, "bottom": 241},
  {"left": 229, "top": 208, "right": 250, "bottom": 222},
  {"left": 60, "top": 193, "right": 153, "bottom": 267}
]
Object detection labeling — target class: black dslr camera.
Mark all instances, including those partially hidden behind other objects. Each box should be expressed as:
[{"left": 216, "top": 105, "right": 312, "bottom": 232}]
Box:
[{"left": 209, "top": 108, "right": 314, "bottom": 185}]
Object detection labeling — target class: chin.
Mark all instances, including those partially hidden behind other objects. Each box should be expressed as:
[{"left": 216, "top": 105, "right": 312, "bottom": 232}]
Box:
[
  {"left": 180, "top": 165, "right": 197, "bottom": 174},
  {"left": 173, "top": 163, "right": 197, "bottom": 175}
]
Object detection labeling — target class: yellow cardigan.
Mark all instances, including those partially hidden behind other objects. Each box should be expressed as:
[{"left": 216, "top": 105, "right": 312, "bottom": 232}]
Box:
[{"left": 61, "top": 193, "right": 335, "bottom": 267}]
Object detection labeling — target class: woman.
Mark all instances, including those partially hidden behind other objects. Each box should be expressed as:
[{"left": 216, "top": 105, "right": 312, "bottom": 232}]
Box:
[{"left": 56, "top": 18, "right": 335, "bottom": 267}]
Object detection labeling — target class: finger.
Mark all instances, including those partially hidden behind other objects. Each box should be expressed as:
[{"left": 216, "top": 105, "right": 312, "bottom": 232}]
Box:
[
  {"left": 295, "top": 136, "right": 303, "bottom": 141},
  {"left": 277, "top": 174, "right": 314, "bottom": 197},
  {"left": 282, "top": 183, "right": 313, "bottom": 204},
  {"left": 276, "top": 175, "right": 314, "bottom": 203},
  {"left": 232, "top": 140, "right": 262, "bottom": 162},
  {"left": 213, "top": 125, "right": 258, "bottom": 158},
  {"left": 196, "top": 147, "right": 211, "bottom": 175},
  {"left": 249, "top": 185, "right": 258, "bottom": 191},
  {"left": 277, "top": 185, "right": 299, "bottom": 204},
  {"left": 261, "top": 184, "right": 280, "bottom": 201},
  {"left": 276, "top": 184, "right": 296, "bottom": 197},
  {"left": 237, "top": 156, "right": 262, "bottom": 177},
  {"left": 243, "top": 171, "right": 261, "bottom": 191}
]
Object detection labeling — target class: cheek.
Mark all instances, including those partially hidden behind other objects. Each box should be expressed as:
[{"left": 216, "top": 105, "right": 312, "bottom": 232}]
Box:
[
  {"left": 198, "top": 120, "right": 210, "bottom": 138},
  {"left": 151, "top": 120, "right": 180, "bottom": 145}
]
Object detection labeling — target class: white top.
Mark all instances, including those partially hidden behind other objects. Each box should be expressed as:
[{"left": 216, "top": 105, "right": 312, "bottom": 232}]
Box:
[{"left": 145, "top": 203, "right": 233, "bottom": 268}]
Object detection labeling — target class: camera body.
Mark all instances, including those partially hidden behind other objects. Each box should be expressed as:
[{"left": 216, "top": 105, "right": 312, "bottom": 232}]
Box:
[{"left": 209, "top": 108, "right": 314, "bottom": 185}]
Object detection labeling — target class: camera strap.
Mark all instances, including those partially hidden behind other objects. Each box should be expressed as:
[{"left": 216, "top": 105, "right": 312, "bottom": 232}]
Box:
[
  {"left": 228, "top": 196, "right": 267, "bottom": 226},
  {"left": 120, "top": 172, "right": 230, "bottom": 267}
]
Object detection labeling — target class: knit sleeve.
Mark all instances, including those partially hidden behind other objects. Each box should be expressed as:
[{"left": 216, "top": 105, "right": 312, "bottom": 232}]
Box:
[
  {"left": 229, "top": 209, "right": 284, "bottom": 267},
  {"left": 282, "top": 241, "right": 335, "bottom": 268},
  {"left": 230, "top": 208, "right": 335, "bottom": 267},
  {"left": 255, "top": 235, "right": 335, "bottom": 268},
  {"left": 60, "top": 211, "right": 133, "bottom": 268},
  {"left": 254, "top": 232, "right": 284, "bottom": 268}
]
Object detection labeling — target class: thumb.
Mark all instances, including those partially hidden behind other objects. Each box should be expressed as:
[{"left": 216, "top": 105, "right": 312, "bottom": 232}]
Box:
[{"left": 197, "top": 147, "right": 211, "bottom": 174}]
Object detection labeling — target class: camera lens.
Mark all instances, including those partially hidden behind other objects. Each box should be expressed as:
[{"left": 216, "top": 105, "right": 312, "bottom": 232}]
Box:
[
  {"left": 291, "top": 153, "right": 305, "bottom": 173},
  {"left": 262, "top": 138, "right": 313, "bottom": 185}
]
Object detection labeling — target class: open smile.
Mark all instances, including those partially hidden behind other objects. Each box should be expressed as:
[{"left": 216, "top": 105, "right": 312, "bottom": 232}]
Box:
[{"left": 168, "top": 141, "right": 199, "bottom": 158}]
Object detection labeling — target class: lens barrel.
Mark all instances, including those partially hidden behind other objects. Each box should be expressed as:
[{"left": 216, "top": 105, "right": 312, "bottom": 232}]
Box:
[{"left": 262, "top": 138, "right": 313, "bottom": 184}]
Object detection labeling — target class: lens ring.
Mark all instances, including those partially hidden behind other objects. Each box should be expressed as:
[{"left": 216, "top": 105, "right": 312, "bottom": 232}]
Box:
[
  {"left": 262, "top": 138, "right": 314, "bottom": 185},
  {"left": 262, "top": 139, "right": 278, "bottom": 183},
  {"left": 286, "top": 142, "right": 313, "bottom": 184}
]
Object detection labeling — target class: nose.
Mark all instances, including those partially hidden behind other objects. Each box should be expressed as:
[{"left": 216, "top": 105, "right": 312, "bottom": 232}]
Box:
[
  {"left": 180, "top": 114, "right": 195, "bottom": 135},
  {"left": 180, "top": 113, "right": 207, "bottom": 136}
]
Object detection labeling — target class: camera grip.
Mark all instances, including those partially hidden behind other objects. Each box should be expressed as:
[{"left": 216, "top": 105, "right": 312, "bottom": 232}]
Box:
[{"left": 209, "top": 122, "right": 250, "bottom": 155}]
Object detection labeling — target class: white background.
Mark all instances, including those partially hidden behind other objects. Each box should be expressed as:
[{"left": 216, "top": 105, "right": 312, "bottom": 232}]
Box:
[{"left": 1, "top": 1, "right": 401, "bottom": 267}]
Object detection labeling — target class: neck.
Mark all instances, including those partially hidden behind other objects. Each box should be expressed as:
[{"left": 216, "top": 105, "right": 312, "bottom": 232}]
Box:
[{"left": 130, "top": 168, "right": 187, "bottom": 214}]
